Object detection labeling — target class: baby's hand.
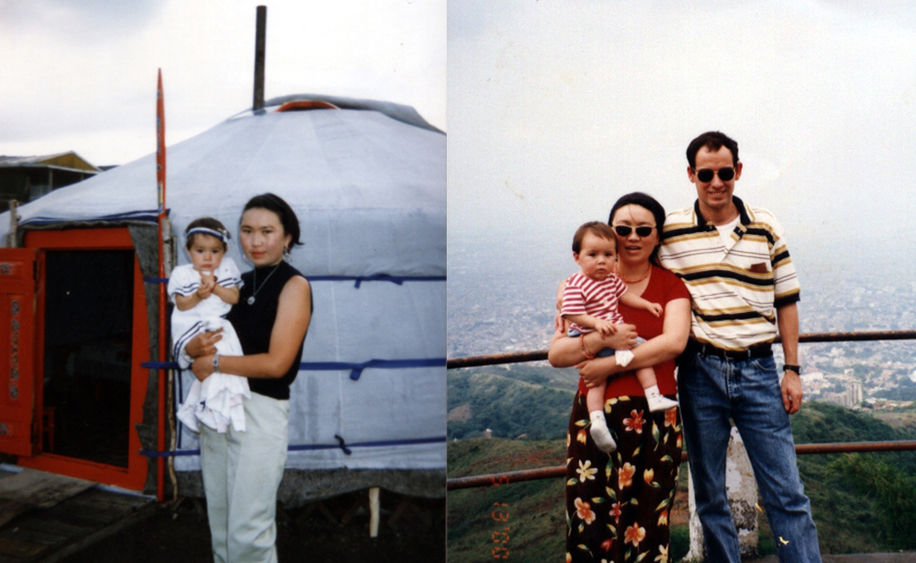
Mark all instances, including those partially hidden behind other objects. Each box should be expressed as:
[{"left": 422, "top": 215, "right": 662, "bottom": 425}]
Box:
[
  {"left": 554, "top": 313, "right": 569, "bottom": 335},
  {"left": 197, "top": 272, "right": 216, "bottom": 298},
  {"left": 647, "top": 302, "right": 663, "bottom": 317},
  {"left": 595, "top": 320, "right": 617, "bottom": 336}
]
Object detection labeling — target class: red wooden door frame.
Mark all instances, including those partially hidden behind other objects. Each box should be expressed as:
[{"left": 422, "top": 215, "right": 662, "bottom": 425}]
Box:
[
  {"left": 0, "top": 248, "right": 38, "bottom": 456},
  {"left": 18, "top": 227, "right": 151, "bottom": 491}
]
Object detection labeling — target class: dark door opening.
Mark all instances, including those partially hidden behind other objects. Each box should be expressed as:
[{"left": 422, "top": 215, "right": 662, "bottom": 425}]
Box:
[{"left": 42, "top": 249, "right": 134, "bottom": 468}]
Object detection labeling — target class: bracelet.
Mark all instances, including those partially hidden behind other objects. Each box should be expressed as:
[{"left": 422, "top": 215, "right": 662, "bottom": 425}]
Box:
[
  {"left": 783, "top": 364, "right": 800, "bottom": 374},
  {"left": 579, "top": 334, "right": 596, "bottom": 360},
  {"left": 212, "top": 353, "right": 220, "bottom": 373}
]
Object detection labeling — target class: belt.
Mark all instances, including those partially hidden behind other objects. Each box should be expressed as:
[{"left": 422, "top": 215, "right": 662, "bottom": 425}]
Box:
[{"left": 688, "top": 339, "right": 773, "bottom": 360}]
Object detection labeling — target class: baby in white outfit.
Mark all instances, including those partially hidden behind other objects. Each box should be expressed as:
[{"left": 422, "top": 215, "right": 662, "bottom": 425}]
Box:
[{"left": 169, "top": 217, "right": 248, "bottom": 433}]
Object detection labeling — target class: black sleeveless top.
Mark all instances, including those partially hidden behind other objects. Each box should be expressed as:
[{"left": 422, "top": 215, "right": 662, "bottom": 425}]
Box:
[{"left": 227, "top": 260, "right": 311, "bottom": 400}]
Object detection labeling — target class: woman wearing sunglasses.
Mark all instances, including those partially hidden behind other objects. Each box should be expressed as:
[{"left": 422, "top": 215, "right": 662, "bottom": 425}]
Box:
[{"left": 549, "top": 192, "right": 691, "bottom": 563}]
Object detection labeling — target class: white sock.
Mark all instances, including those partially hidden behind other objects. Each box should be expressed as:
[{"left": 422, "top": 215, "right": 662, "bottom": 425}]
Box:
[
  {"left": 615, "top": 349, "right": 634, "bottom": 368},
  {"left": 645, "top": 384, "right": 679, "bottom": 412},
  {"left": 589, "top": 410, "right": 617, "bottom": 453}
]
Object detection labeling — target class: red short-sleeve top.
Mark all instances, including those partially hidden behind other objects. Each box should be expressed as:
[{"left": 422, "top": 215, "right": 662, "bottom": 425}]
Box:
[{"left": 576, "top": 265, "right": 690, "bottom": 399}]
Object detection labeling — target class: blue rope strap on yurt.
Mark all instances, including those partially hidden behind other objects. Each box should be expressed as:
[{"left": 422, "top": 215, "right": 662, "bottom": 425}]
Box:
[
  {"left": 307, "top": 274, "right": 446, "bottom": 288},
  {"left": 144, "top": 358, "right": 445, "bottom": 381},
  {"left": 140, "top": 435, "right": 446, "bottom": 458},
  {"left": 22, "top": 209, "right": 164, "bottom": 227},
  {"left": 146, "top": 274, "right": 445, "bottom": 288},
  {"left": 299, "top": 358, "right": 446, "bottom": 380},
  {"left": 142, "top": 361, "right": 178, "bottom": 369}
]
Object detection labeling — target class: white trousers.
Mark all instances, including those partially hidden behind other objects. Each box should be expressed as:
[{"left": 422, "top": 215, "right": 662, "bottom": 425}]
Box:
[{"left": 199, "top": 392, "right": 289, "bottom": 563}]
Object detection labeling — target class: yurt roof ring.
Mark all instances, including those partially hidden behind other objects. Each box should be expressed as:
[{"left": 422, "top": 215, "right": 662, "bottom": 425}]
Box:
[{"left": 276, "top": 99, "right": 340, "bottom": 112}]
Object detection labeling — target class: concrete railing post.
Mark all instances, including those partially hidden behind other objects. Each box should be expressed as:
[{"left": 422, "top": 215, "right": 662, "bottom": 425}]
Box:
[{"left": 684, "top": 425, "right": 759, "bottom": 561}]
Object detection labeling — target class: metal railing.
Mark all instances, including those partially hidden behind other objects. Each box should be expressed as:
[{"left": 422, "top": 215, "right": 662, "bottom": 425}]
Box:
[{"left": 446, "top": 329, "right": 916, "bottom": 490}]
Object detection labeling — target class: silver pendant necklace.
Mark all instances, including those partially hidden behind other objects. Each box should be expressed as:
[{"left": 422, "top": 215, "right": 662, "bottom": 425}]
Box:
[{"left": 247, "top": 263, "right": 281, "bottom": 305}]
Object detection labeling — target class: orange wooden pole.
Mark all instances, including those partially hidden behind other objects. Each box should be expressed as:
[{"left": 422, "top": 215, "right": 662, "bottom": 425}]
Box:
[{"left": 155, "top": 68, "right": 167, "bottom": 502}]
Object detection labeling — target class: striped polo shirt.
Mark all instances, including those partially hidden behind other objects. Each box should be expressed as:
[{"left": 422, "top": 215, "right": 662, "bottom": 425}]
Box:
[{"left": 658, "top": 196, "right": 800, "bottom": 351}]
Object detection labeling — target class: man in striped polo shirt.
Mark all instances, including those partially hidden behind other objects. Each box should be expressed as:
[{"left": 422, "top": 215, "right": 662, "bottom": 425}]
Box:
[{"left": 658, "top": 131, "right": 820, "bottom": 562}]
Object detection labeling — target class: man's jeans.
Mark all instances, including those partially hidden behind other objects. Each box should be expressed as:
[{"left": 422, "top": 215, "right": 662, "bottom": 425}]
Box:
[{"left": 679, "top": 350, "right": 821, "bottom": 562}]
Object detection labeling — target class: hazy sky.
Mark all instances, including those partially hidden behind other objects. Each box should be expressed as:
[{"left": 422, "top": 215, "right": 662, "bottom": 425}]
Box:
[
  {"left": 5, "top": 1, "right": 916, "bottom": 252},
  {"left": 0, "top": 0, "right": 445, "bottom": 166},
  {"left": 448, "top": 1, "right": 916, "bottom": 254}
]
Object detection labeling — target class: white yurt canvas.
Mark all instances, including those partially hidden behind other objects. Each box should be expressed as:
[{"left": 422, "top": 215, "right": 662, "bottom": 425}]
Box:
[{"left": 0, "top": 94, "right": 446, "bottom": 501}]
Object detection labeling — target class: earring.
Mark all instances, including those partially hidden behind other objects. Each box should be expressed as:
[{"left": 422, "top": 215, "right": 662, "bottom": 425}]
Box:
[{"left": 283, "top": 247, "right": 291, "bottom": 262}]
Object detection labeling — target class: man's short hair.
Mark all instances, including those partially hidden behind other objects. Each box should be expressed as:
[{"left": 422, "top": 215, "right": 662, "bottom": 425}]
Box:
[
  {"left": 686, "top": 131, "right": 739, "bottom": 169},
  {"left": 572, "top": 221, "right": 617, "bottom": 253}
]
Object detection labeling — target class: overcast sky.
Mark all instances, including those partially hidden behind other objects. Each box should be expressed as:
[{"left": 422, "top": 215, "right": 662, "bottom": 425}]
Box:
[
  {"left": 5, "top": 1, "right": 916, "bottom": 257},
  {"left": 0, "top": 0, "right": 445, "bottom": 166},
  {"left": 448, "top": 1, "right": 916, "bottom": 256}
]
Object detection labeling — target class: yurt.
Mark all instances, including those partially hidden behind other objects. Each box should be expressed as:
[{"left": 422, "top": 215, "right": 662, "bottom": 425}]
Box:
[{"left": 0, "top": 94, "right": 446, "bottom": 505}]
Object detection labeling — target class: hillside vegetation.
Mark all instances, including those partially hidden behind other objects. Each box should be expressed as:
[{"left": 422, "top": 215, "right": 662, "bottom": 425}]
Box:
[
  {"left": 447, "top": 364, "right": 576, "bottom": 440},
  {"left": 447, "top": 366, "right": 916, "bottom": 560}
]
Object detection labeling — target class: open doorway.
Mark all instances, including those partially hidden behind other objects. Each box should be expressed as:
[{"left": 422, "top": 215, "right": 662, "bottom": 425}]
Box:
[
  {"left": 14, "top": 227, "right": 151, "bottom": 491},
  {"left": 42, "top": 249, "right": 134, "bottom": 467}
]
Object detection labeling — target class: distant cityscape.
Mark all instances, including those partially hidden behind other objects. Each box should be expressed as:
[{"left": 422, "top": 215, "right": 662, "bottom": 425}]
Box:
[{"left": 448, "top": 231, "right": 916, "bottom": 410}]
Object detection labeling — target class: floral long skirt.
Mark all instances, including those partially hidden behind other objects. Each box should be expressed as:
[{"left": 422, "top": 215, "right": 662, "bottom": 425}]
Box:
[{"left": 565, "top": 391, "right": 682, "bottom": 563}]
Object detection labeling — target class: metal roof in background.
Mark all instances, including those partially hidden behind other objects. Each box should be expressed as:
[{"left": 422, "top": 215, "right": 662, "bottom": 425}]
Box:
[{"left": 0, "top": 152, "right": 100, "bottom": 174}]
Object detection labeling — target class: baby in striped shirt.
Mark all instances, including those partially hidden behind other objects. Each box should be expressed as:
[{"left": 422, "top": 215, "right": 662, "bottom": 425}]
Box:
[{"left": 561, "top": 221, "right": 678, "bottom": 453}]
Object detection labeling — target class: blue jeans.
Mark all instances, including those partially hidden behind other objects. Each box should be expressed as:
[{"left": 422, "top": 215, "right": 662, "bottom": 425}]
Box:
[{"left": 679, "top": 350, "right": 821, "bottom": 562}]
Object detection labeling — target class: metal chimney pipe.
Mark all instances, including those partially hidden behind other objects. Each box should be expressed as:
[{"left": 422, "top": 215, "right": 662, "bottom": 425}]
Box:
[{"left": 253, "top": 5, "right": 266, "bottom": 110}]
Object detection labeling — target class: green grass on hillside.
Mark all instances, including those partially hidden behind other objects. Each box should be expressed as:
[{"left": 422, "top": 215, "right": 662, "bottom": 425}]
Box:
[
  {"left": 447, "top": 438, "right": 576, "bottom": 562},
  {"left": 447, "top": 389, "right": 916, "bottom": 559},
  {"left": 447, "top": 438, "right": 691, "bottom": 562},
  {"left": 447, "top": 365, "right": 577, "bottom": 440}
]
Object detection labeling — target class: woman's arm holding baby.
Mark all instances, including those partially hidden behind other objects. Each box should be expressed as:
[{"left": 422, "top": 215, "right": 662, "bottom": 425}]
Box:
[{"left": 576, "top": 297, "right": 690, "bottom": 387}]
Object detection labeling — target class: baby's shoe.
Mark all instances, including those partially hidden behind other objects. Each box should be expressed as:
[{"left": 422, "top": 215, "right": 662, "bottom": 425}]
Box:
[
  {"left": 589, "top": 410, "right": 617, "bottom": 453},
  {"left": 645, "top": 385, "right": 679, "bottom": 412}
]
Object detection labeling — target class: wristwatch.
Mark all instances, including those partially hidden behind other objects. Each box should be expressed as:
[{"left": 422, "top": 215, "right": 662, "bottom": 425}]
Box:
[
  {"left": 212, "top": 352, "right": 220, "bottom": 373},
  {"left": 783, "top": 364, "right": 800, "bottom": 374}
]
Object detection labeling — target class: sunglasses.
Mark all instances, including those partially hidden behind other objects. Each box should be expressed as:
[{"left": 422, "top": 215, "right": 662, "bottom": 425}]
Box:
[
  {"left": 695, "top": 167, "right": 736, "bottom": 182},
  {"left": 613, "top": 225, "right": 655, "bottom": 237}
]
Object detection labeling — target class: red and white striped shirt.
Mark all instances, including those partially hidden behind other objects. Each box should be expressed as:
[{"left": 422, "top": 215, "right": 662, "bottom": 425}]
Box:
[{"left": 561, "top": 271, "right": 628, "bottom": 333}]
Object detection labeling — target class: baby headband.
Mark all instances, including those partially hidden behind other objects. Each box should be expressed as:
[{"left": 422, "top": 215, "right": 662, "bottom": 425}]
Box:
[{"left": 187, "top": 226, "right": 230, "bottom": 242}]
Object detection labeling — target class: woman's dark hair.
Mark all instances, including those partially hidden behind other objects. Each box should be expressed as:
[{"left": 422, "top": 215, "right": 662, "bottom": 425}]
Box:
[
  {"left": 185, "top": 216, "right": 230, "bottom": 251},
  {"left": 607, "top": 192, "right": 666, "bottom": 265},
  {"left": 242, "top": 193, "right": 302, "bottom": 248}
]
